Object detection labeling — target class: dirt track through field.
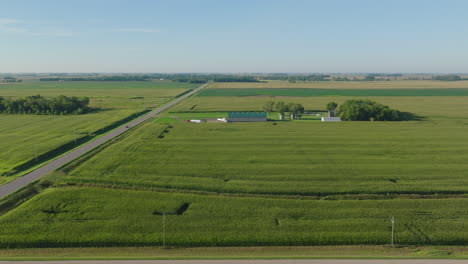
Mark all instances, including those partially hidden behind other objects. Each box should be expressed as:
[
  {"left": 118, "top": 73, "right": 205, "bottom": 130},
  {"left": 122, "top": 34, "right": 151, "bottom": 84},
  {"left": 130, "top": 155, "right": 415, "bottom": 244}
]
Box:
[{"left": 0, "top": 83, "right": 208, "bottom": 199}]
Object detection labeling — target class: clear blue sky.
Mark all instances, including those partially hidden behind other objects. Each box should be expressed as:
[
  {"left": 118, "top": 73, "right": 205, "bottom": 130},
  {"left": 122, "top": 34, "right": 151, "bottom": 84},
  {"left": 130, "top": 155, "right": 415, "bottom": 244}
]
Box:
[{"left": 1, "top": 0, "right": 468, "bottom": 73}]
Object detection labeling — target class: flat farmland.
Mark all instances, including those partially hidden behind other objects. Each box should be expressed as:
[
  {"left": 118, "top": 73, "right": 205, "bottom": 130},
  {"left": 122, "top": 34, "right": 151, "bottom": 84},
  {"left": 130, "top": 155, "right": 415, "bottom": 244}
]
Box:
[
  {"left": 2, "top": 79, "right": 468, "bottom": 248},
  {"left": 211, "top": 80, "right": 468, "bottom": 89},
  {"left": 179, "top": 80, "right": 468, "bottom": 120},
  {"left": 199, "top": 88, "right": 468, "bottom": 97},
  {"left": 63, "top": 119, "right": 468, "bottom": 196},
  {"left": 0, "top": 81, "right": 197, "bottom": 109},
  {"left": 171, "top": 96, "right": 468, "bottom": 121},
  {"left": 0, "top": 81, "right": 197, "bottom": 182},
  {"left": 1, "top": 187, "right": 468, "bottom": 247}
]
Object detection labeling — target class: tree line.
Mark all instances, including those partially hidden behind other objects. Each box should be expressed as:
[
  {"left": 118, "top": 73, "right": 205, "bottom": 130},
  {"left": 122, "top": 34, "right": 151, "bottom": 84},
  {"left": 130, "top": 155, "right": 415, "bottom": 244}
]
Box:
[
  {"left": 1, "top": 77, "right": 22, "bottom": 83},
  {"left": 34, "top": 73, "right": 468, "bottom": 83},
  {"left": 39, "top": 74, "right": 261, "bottom": 83},
  {"left": 328, "top": 100, "right": 412, "bottom": 121},
  {"left": 432, "top": 75, "right": 463, "bottom": 81},
  {"left": 40, "top": 76, "right": 151, "bottom": 82},
  {"left": 173, "top": 75, "right": 259, "bottom": 83},
  {"left": 263, "top": 101, "right": 305, "bottom": 120},
  {"left": 0, "top": 95, "right": 96, "bottom": 115}
]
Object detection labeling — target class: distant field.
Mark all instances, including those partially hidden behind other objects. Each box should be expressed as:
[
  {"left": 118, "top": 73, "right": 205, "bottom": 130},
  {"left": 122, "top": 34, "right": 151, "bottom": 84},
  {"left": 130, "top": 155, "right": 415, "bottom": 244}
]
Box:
[
  {"left": 1, "top": 187, "right": 468, "bottom": 247},
  {"left": 0, "top": 81, "right": 197, "bottom": 182},
  {"left": 0, "top": 80, "right": 193, "bottom": 91},
  {"left": 175, "top": 81, "right": 468, "bottom": 119},
  {"left": 199, "top": 88, "right": 468, "bottom": 97},
  {"left": 171, "top": 96, "right": 468, "bottom": 121},
  {"left": 211, "top": 80, "right": 468, "bottom": 89},
  {"left": 0, "top": 81, "right": 197, "bottom": 109}
]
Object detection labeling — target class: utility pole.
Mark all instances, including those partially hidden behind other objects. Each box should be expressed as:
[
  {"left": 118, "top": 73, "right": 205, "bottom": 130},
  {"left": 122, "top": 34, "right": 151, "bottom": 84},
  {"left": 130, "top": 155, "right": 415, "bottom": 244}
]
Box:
[
  {"left": 391, "top": 216, "right": 395, "bottom": 247},
  {"left": 34, "top": 144, "right": 38, "bottom": 161},
  {"left": 162, "top": 213, "right": 166, "bottom": 247}
]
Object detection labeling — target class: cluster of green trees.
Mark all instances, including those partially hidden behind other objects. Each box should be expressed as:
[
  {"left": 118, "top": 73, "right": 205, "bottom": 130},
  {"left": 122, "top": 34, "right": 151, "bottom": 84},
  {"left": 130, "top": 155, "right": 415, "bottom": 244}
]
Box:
[
  {"left": 432, "top": 75, "right": 462, "bottom": 81},
  {"left": 0, "top": 95, "right": 96, "bottom": 115},
  {"left": 213, "top": 76, "right": 258, "bottom": 82},
  {"left": 287, "top": 75, "right": 400, "bottom": 82},
  {"left": 287, "top": 75, "right": 330, "bottom": 83},
  {"left": 1, "top": 77, "right": 22, "bottom": 83},
  {"left": 40, "top": 76, "right": 151, "bottom": 82},
  {"left": 332, "top": 99, "right": 410, "bottom": 121},
  {"left": 263, "top": 101, "right": 305, "bottom": 120},
  {"left": 172, "top": 77, "right": 208, "bottom": 83},
  {"left": 326, "top": 102, "right": 338, "bottom": 111}
]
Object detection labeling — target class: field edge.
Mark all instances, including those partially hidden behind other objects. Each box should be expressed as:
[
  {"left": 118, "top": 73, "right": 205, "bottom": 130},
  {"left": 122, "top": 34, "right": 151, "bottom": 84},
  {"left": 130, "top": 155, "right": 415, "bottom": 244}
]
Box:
[{"left": 0, "top": 245, "right": 466, "bottom": 260}]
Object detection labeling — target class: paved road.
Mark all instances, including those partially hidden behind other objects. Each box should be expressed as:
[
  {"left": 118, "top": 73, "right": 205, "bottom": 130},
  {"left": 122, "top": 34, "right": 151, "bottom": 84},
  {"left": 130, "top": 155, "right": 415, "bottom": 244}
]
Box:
[
  {"left": 0, "top": 84, "right": 208, "bottom": 199},
  {"left": 0, "top": 260, "right": 467, "bottom": 264}
]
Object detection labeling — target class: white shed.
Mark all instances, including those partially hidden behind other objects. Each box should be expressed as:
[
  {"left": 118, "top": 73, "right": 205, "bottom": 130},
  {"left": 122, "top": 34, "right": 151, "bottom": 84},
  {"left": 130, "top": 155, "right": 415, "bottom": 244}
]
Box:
[{"left": 321, "top": 117, "right": 342, "bottom": 122}]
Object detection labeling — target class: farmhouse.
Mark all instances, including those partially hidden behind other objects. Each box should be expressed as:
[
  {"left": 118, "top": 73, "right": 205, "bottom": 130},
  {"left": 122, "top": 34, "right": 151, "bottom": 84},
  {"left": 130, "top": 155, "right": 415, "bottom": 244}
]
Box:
[{"left": 228, "top": 112, "right": 267, "bottom": 122}]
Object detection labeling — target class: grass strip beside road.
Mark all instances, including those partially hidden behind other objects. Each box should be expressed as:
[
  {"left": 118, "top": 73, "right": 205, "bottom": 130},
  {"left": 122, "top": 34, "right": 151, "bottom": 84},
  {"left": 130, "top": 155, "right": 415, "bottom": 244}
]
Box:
[{"left": 0, "top": 246, "right": 465, "bottom": 260}]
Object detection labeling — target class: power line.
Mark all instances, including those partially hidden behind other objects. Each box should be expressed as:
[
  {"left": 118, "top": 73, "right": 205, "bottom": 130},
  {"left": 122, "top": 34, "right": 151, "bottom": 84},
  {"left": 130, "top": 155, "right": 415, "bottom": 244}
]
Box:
[
  {"left": 34, "top": 144, "right": 38, "bottom": 161},
  {"left": 162, "top": 213, "right": 166, "bottom": 247}
]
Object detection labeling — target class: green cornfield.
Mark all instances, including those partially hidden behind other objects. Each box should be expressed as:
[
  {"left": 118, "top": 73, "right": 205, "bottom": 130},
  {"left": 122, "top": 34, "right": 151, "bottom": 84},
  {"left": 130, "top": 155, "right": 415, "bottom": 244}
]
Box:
[
  {"left": 0, "top": 187, "right": 467, "bottom": 247},
  {"left": 1, "top": 80, "right": 468, "bottom": 248},
  {"left": 0, "top": 81, "right": 197, "bottom": 181}
]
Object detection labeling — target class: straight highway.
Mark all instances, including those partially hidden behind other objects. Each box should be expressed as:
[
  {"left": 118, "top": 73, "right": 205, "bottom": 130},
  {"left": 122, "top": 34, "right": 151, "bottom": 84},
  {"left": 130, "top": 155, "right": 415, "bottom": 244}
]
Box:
[{"left": 0, "top": 83, "right": 208, "bottom": 199}]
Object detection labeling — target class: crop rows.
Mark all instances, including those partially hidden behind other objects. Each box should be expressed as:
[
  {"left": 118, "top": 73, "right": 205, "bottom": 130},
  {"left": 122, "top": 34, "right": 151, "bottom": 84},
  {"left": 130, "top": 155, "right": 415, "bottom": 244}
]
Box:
[
  {"left": 62, "top": 120, "right": 468, "bottom": 196},
  {"left": 0, "top": 81, "right": 196, "bottom": 181},
  {"left": 0, "top": 187, "right": 467, "bottom": 247},
  {"left": 2, "top": 80, "right": 468, "bottom": 248}
]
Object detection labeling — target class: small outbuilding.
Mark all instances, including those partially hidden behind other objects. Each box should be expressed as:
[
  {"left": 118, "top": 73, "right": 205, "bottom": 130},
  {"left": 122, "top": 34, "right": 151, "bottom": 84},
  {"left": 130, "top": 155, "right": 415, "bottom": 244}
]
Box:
[
  {"left": 321, "top": 117, "right": 341, "bottom": 122},
  {"left": 228, "top": 112, "right": 267, "bottom": 122}
]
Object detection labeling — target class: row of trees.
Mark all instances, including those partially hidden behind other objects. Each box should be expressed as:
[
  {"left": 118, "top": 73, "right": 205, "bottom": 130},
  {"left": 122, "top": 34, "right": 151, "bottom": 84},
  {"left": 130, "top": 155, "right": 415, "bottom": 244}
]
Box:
[
  {"left": 35, "top": 73, "right": 467, "bottom": 83},
  {"left": 263, "top": 101, "right": 305, "bottom": 120},
  {"left": 287, "top": 75, "right": 330, "bottom": 83},
  {"left": 39, "top": 74, "right": 261, "bottom": 83},
  {"left": 432, "top": 75, "right": 462, "bottom": 81},
  {"left": 40, "top": 76, "right": 151, "bottom": 82},
  {"left": 330, "top": 100, "right": 410, "bottom": 121},
  {"left": 173, "top": 75, "right": 259, "bottom": 83},
  {"left": 2, "top": 77, "right": 22, "bottom": 83},
  {"left": 171, "top": 76, "right": 209, "bottom": 83},
  {"left": 0, "top": 95, "right": 96, "bottom": 115}
]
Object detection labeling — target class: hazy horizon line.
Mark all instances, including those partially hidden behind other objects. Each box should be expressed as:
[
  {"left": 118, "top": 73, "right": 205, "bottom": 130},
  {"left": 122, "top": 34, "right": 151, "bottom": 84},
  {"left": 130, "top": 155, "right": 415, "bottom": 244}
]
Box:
[{"left": 1, "top": 72, "right": 467, "bottom": 75}]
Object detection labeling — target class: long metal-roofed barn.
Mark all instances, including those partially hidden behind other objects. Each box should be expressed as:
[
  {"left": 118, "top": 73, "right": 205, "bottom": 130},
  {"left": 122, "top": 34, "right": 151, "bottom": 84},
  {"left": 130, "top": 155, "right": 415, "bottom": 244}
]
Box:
[{"left": 228, "top": 112, "right": 267, "bottom": 122}]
